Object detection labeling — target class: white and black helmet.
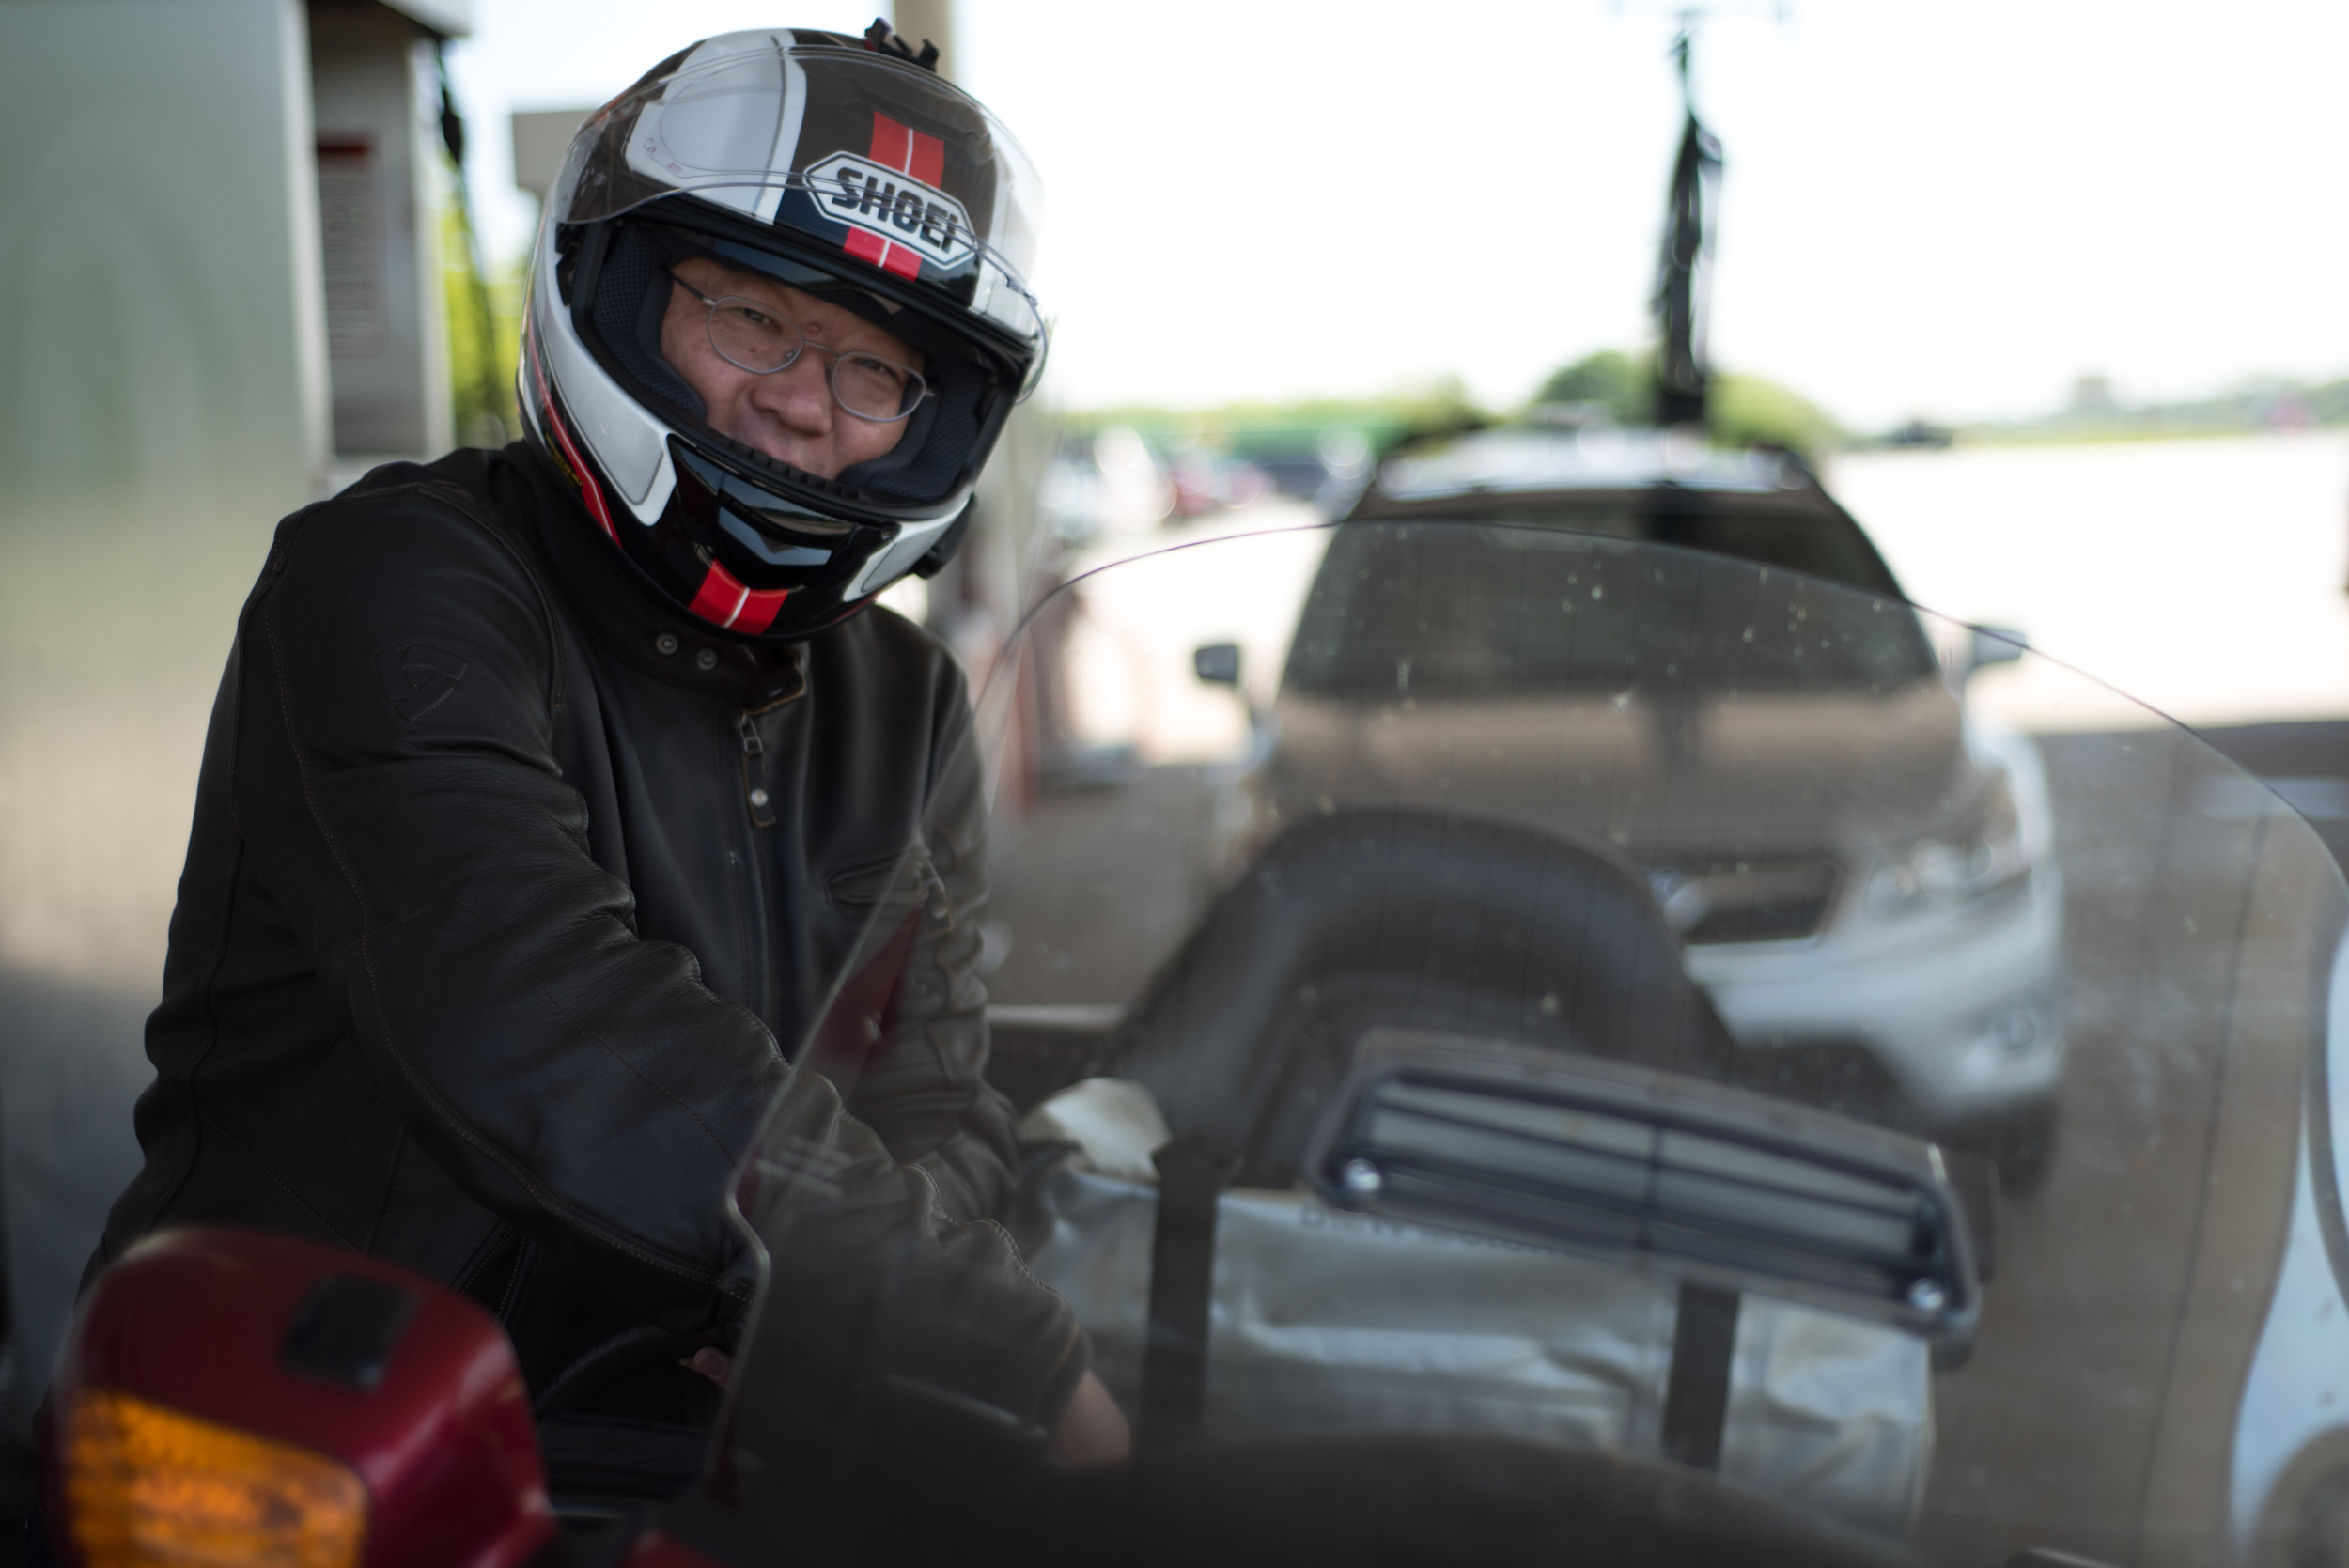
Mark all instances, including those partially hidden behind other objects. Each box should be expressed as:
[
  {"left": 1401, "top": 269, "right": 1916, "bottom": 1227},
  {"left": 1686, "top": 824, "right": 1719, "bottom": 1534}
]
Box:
[{"left": 520, "top": 24, "right": 1046, "bottom": 641}]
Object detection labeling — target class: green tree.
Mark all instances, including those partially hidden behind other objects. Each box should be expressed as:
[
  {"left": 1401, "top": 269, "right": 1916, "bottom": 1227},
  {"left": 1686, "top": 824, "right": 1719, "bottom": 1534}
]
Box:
[
  {"left": 439, "top": 169, "right": 520, "bottom": 448},
  {"left": 1532, "top": 349, "right": 1843, "bottom": 460},
  {"left": 1533, "top": 350, "right": 1647, "bottom": 425},
  {"left": 1710, "top": 372, "right": 1843, "bottom": 462}
]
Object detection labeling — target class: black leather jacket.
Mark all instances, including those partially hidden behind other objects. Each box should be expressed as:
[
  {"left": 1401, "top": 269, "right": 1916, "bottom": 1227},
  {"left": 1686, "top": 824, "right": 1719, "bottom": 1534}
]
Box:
[{"left": 89, "top": 444, "right": 1083, "bottom": 1423}]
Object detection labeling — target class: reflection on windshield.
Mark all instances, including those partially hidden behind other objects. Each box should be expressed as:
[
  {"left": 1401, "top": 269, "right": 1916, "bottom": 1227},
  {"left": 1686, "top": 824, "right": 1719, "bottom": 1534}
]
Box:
[{"left": 713, "top": 525, "right": 2349, "bottom": 1568}]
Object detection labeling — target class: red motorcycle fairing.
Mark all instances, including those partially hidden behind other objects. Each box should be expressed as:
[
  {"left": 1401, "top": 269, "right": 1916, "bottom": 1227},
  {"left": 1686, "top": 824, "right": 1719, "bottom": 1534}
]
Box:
[
  {"left": 612, "top": 1529, "right": 729, "bottom": 1566},
  {"left": 42, "top": 1227, "right": 555, "bottom": 1568}
]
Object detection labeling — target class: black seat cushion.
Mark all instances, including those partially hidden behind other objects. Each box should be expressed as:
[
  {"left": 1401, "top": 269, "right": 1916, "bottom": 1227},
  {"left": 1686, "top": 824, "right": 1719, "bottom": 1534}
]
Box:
[{"left": 1111, "top": 808, "right": 1736, "bottom": 1170}]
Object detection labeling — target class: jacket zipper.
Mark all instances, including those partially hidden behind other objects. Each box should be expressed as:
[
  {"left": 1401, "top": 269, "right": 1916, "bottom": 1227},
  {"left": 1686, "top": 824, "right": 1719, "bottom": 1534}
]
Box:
[
  {"left": 739, "top": 712, "right": 776, "bottom": 828},
  {"left": 728, "top": 708, "right": 779, "bottom": 1026}
]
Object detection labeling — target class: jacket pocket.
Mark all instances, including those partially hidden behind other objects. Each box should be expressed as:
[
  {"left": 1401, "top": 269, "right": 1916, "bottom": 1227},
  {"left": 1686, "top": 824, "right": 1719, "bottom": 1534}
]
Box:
[{"left": 827, "top": 851, "right": 932, "bottom": 914}]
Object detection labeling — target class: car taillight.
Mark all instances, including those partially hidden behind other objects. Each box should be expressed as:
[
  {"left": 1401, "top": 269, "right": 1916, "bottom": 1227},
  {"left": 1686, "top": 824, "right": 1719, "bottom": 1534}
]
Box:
[{"left": 60, "top": 1387, "right": 366, "bottom": 1568}]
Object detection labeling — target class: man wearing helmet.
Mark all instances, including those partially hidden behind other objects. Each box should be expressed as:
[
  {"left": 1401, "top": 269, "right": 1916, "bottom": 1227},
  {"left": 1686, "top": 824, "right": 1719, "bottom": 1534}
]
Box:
[
  {"left": 85, "top": 25, "right": 1128, "bottom": 1474},
  {"left": 661, "top": 257, "right": 929, "bottom": 481}
]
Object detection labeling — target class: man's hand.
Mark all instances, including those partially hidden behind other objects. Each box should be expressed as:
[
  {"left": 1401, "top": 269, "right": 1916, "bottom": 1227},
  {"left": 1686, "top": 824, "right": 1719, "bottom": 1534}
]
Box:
[{"left": 1047, "top": 1370, "right": 1131, "bottom": 1467}]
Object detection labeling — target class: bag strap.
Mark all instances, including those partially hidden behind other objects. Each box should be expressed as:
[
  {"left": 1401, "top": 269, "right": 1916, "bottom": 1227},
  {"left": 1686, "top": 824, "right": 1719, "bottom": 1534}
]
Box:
[{"left": 1140, "top": 1130, "right": 1240, "bottom": 1449}]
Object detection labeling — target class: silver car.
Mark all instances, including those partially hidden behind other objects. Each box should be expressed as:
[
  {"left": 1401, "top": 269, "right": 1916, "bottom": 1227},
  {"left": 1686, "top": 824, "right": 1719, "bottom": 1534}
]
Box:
[{"left": 1230, "top": 427, "right": 2062, "bottom": 1176}]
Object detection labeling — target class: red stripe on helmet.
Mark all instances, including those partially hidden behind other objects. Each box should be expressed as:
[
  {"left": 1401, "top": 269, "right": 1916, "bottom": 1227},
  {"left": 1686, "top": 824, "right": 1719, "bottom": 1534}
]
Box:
[
  {"left": 528, "top": 328, "right": 617, "bottom": 544},
  {"left": 686, "top": 561, "right": 754, "bottom": 628},
  {"left": 848, "top": 114, "right": 929, "bottom": 279},
  {"left": 735, "top": 586, "right": 791, "bottom": 635},
  {"left": 868, "top": 111, "right": 911, "bottom": 172},
  {"left": 908, "top": 131, "right": 944, "bottom": 187}
]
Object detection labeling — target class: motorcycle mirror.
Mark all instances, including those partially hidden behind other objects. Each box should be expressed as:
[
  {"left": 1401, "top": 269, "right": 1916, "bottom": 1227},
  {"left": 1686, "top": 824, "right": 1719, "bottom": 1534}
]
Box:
[
  {"left": 1192, "top": 642, "right": 1242, "bottom": 687},
  {"left": 1308, "top": 1032, "right": 1983, "bottom": 1353},
  {"left": 1968, "top": 624, "right": 2029, "bottom": 673}
]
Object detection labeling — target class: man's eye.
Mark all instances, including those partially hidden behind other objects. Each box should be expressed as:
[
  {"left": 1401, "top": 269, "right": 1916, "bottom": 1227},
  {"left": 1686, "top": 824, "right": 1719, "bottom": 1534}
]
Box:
[
  {"left": 735, "top": 307, "right": 780, "bottom": 332},
  {"left": 844, "top": 355, "right": 905, "bottom": 385}
]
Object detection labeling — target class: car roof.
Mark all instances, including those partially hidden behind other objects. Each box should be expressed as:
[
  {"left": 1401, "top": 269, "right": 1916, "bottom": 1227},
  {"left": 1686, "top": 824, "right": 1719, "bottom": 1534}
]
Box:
[
  {"left": 1374, "top": 427, "right": 1816, "bottom": 502},
  {"left": 1346, "top": 426, "right": 1906, "bottom": 601}
]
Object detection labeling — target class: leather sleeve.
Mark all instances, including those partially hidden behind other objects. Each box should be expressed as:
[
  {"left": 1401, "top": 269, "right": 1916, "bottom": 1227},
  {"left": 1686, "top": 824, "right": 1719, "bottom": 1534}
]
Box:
[
  {"left": 242, "top": 487, "right": 783, "bottom": 1333},
  {"left": 839, "top": 664, "right": 1030, "bottom": 1224},
  {"left": 735, "top": 1063, "right": 1089, "bottom": 1458}
]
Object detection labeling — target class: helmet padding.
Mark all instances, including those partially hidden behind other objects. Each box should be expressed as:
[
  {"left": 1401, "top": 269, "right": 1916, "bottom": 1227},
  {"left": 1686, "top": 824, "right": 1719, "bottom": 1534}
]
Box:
[
  {"left": 591, "top": 225, "right": 707, "bottom": 417},
  {"left": 838, "top": 355, "right": 983, "bottom": 501}
]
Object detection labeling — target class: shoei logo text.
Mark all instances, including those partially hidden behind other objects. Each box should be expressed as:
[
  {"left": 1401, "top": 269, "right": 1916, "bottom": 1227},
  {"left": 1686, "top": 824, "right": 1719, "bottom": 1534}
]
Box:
[{"left": 806, "top": 152, "right": 971, "bottom": 270}]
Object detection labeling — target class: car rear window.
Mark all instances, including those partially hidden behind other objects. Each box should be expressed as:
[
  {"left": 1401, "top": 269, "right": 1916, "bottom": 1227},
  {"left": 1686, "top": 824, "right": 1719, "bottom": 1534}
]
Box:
[
  {"left": 1284, "top": 521, "right": 1940, "bottom": 701},
  {"left": 1353, "top": 492, "right": 1905, "bottom": 600}
]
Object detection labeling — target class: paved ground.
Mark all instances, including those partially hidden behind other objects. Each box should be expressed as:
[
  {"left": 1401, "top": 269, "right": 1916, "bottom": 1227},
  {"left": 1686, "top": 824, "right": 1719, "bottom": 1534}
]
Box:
[
  {"left": 1913, "top": 730, "right": 2338, "bottom": 1566},
  {"left": 2196, "top": 720, "right": 2349, "bottom": 868}
]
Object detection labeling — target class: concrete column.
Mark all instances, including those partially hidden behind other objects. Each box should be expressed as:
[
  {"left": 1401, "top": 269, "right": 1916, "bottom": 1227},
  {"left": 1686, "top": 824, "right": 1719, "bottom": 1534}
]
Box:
[
  {"left": 892, "top": 0, "right": 957, "bottom": 81},
  {"left": 0, "top": 0, "right": 335, "bottom": 1421},
  {"left": 310, "top": 0, "right": 457, "bottom": 462}
]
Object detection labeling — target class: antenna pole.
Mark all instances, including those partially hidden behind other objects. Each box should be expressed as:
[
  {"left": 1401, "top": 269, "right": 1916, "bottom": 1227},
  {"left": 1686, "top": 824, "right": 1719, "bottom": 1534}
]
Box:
[{"left": 1654, "top": 20, "right": 1721, "bottom": 430}]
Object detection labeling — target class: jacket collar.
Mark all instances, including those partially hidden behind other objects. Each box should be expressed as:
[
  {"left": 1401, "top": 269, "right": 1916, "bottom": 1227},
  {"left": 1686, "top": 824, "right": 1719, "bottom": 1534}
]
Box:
[{"left": 495, "top": 443, "right": 805, "bottom": 714}]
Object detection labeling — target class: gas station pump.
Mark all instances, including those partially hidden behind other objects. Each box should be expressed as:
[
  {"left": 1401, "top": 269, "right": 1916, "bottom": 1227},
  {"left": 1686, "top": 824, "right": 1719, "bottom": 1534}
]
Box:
[{"left": 310, "top": 0, "right": 465, "bottom": 467}]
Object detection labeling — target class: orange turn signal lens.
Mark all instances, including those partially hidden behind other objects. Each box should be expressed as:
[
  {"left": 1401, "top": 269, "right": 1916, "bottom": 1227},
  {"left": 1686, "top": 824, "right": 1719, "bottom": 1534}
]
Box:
[{"left": 62, "top": 1387, "right": 367, "bottom": 1568}]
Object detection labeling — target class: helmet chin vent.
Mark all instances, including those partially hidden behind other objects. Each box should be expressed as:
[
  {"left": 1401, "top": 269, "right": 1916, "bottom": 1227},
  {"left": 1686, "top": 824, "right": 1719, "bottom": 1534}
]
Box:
[
  {"left": 673, "top": 442, "right": 854, "bottom": 536},
  {"left": 723, "top": 443, "right": 866, "bottom": 505}
]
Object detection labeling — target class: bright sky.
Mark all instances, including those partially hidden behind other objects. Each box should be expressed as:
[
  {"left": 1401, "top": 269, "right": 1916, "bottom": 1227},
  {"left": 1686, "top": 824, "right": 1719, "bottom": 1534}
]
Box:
[{"left": 446, "top": 0, "right": 2349, "bottom": 428}]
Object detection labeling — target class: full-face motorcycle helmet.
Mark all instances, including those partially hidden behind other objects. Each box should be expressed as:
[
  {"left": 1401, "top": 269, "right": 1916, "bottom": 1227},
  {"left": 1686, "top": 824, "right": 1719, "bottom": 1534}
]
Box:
[{"left": 519, "top": 26, "right": 1046, "bottom": 641}]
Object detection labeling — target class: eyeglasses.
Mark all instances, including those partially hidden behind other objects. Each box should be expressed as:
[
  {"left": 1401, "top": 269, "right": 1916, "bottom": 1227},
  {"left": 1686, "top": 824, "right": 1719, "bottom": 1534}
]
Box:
[{"left": 668, "top": 274, "right": 929, "bottom": 424}]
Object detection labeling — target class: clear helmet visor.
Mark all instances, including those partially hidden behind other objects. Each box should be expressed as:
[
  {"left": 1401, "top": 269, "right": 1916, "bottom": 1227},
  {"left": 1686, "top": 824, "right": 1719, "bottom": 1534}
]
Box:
[{"left": 554, "top": 33, "right": 1045, "bottom": 345}]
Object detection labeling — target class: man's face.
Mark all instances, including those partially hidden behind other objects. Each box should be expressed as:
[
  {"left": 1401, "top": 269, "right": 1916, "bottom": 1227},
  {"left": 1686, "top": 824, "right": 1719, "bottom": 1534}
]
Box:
[{"left": 658, "top": 256, "right": 925, "bottom": 480}]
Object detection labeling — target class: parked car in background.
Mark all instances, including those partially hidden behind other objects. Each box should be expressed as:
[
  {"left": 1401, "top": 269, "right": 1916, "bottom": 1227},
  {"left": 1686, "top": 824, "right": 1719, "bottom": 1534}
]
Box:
[
  {"left": 1217, "top": 427, "right": 2061, "bottom": 1178},
  {"left": 1351, "top": 427, "right": 1901, "bottom": 598},
  {"left": 1041, "top": 427, "right": 1175, "bottom": 542}
]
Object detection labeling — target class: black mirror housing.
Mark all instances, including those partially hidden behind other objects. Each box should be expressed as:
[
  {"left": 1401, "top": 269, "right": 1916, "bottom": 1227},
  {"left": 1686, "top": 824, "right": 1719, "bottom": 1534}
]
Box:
[
  {"left": 1193, "top": 642, "right": 1242, "bottom": 686},
  {"left": 1968, "top": 624, "right": 2028, "bottom": 672}
]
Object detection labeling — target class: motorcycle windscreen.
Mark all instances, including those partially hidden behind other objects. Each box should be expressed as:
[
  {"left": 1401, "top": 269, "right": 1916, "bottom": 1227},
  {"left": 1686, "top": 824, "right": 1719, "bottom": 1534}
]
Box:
[{"left": 706, "top": 522, "right": 2349, "bottom": 1568}]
